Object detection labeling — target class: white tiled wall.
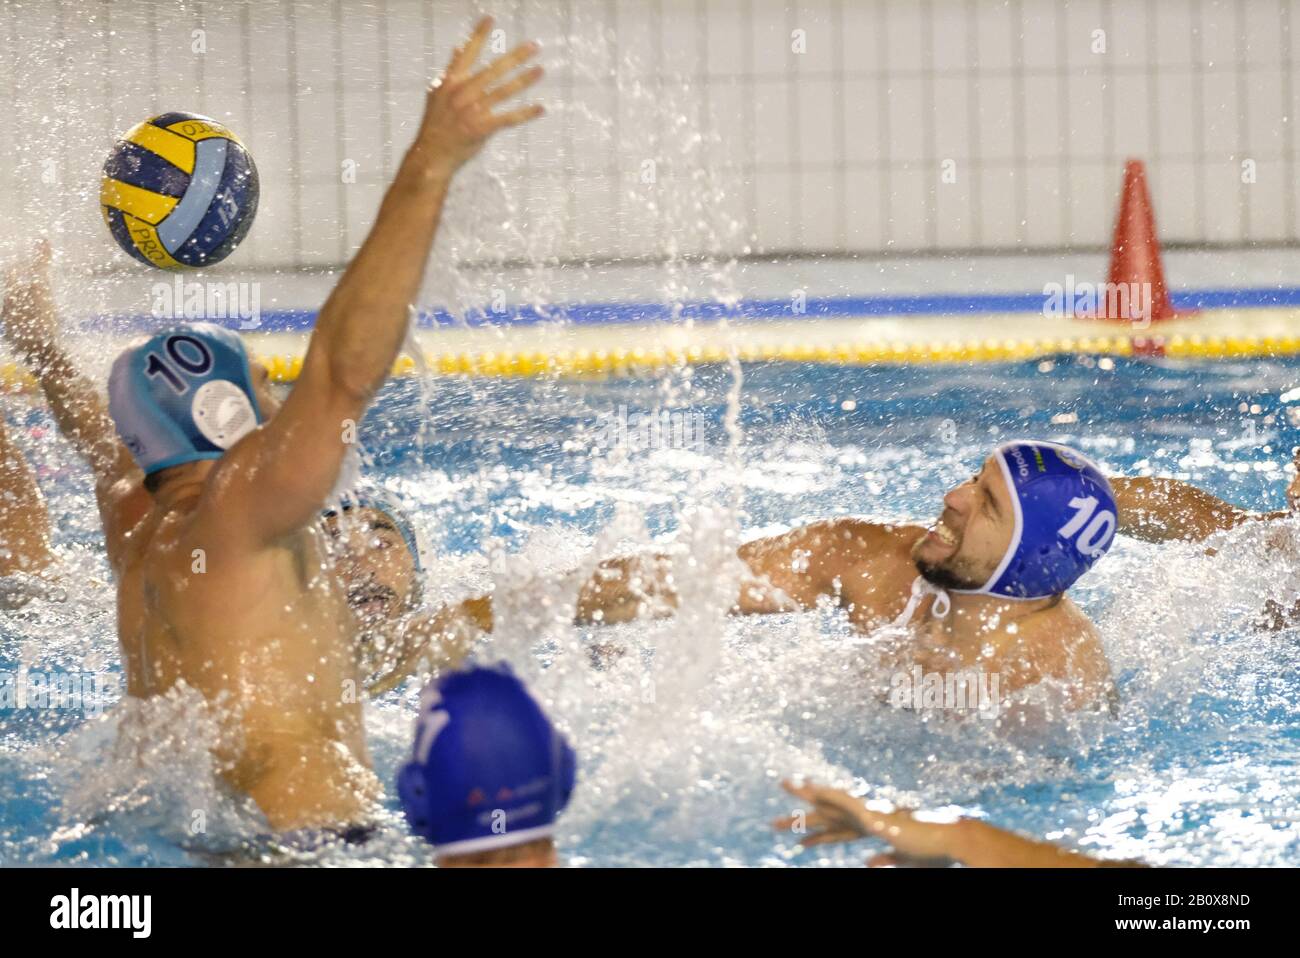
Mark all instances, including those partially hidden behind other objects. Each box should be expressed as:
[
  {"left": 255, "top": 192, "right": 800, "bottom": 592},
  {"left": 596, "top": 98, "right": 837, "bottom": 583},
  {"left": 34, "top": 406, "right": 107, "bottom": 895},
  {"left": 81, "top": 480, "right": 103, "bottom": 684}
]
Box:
[{"left": 1, "top": 0, "right": 1298, "bottom": 272}]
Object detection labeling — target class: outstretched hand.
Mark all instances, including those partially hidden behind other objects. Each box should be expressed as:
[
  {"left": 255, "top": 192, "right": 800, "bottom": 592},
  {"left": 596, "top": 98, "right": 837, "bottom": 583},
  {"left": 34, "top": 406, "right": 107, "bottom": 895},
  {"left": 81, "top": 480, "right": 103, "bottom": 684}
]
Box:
[
  {"left": 1, "top": 239, "right": 58, "bottom": 366},
  {"left": 364, "top": 596, "right": 493, "bottom": 696},
  {"left": 414, "top": 16, "right": 544, "bottom": 173},
  {"left": 774, "top": 779, "right": 961, "bottom": 865}
]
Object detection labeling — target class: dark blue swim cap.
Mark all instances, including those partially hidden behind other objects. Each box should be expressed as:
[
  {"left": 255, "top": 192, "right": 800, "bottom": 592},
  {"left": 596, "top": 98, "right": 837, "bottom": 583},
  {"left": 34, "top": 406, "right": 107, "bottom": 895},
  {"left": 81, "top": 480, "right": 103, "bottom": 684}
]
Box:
[
  {"left": 954, "top": 440, "right": 1117, "bottom": 600},
  {"left": 397, "top": 663, "right": 576, "bottom": 856},
  {"left": 108, "top": 322, "right": 262, "bottom": 475}
]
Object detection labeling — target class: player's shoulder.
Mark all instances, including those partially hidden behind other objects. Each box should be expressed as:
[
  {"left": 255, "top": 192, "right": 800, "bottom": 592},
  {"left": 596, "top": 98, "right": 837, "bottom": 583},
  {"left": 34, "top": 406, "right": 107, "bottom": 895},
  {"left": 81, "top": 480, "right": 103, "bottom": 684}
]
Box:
[
  {"left": 792, "top": 516, "right": 924, "bottom": 549},
  {"left": 1010, "top": 597, "right": 1113, "bottom": 707},
  {"left": 103, "top": 473, "right": 149, "bottom": 524},
  {"left": 1017, "top": 594, "right": 1095, "bottom": 638},
  {"left": 1054, "top": 594, "right": 1099, "bottom": 634},
  {"left": 1003, "top": 595, "right": 1102, "bottom": 674},
  {"left": 102, "top": 477, "right": 157, "bottom": 567}
]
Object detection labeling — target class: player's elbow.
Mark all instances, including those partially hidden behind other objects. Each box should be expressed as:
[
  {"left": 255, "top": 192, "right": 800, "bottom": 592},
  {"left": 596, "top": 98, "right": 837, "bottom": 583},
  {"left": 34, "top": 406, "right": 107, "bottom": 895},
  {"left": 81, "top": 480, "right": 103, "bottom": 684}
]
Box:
[
  {"left": 310, "top": 301, "right": 393, "bottom": 402},
  {"left": 325, "top": 352, "right": 383, "bottom": 405}
]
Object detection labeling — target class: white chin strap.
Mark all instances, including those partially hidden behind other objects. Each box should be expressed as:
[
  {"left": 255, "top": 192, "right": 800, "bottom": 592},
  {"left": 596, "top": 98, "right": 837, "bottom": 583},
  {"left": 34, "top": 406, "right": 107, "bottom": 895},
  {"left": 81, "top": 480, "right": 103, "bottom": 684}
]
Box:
[
  {"left": 947, "top": 581, "right": 994, "bottom": 601},
  {"left": 897, "top": 575, "right": 1043, "bottom": 627},
  {"left": 930, "top": 587, "right": 952, "bottom": 618},
  {"left": 894, "top": 577, "right": 952, "bottom": 627}
]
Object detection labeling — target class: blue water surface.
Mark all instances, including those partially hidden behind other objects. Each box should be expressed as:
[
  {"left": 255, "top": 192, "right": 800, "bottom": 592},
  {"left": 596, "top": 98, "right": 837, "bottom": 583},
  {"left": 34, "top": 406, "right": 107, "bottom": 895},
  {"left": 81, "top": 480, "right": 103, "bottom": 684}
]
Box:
[{"left": 3, "top": 354, "right": 1300, "bottom": 866}]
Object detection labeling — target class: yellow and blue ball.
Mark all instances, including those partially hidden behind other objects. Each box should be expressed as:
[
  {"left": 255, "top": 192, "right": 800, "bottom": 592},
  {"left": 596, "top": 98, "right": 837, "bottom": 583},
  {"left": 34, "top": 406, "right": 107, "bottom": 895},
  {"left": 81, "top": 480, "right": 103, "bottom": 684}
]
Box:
[{"left": 100, "top": 112, "right": 259, "bottom": 270}]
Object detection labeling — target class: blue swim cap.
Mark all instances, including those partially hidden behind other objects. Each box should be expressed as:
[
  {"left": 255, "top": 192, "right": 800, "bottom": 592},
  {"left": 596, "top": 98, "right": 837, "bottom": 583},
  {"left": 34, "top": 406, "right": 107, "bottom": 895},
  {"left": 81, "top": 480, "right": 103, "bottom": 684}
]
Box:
[
  {"left": 108, "top": 322, "right": 262, "bottom": 476},
  {"left": 324, "top": 484, "right": 431, "bottom": 574},
  {"left": 954, "top": 440, "right": 1117, "bottom": 600},
  {"left": 397, "top": 663, "right": 576, "bottom": 857}
]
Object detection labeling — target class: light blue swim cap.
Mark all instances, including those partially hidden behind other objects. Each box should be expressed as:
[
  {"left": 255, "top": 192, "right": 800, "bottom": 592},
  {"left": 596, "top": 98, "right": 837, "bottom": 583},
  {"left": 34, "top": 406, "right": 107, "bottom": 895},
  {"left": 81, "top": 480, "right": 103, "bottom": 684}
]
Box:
[
  {"left": 324, "top": 484, "right": 432, "bottom": 574},
  {"left": 953, "top": 440, "right": 1117, "bottom": 600},
  {"left": 397, "top": 663, "right": 576, "bottom": 857},
  {"left": 108, "top": 322, "right": 263, "bottom": 476}
]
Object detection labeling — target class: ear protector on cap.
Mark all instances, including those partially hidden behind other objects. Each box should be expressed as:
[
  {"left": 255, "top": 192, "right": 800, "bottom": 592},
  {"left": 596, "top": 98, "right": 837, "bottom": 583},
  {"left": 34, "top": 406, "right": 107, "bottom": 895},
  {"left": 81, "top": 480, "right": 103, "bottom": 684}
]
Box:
[{"left": 108, "top": 322, "right": 262, "bottom": 475}]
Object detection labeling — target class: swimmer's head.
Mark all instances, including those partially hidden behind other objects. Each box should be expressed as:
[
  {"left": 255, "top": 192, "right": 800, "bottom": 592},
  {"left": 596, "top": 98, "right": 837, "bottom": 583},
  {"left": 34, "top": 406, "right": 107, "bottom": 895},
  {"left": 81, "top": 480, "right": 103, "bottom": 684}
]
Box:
[
  {"left": 397, "top": 663, "right": 576, "bottom": 868},
  {"left": 911, "top": 440, "right": 1117, "bottom": 600},
  {"left": 322, "top": 485, "right": 429, "bottom": 626},
  {"left": 108, "top": 323, "right": 277, "bottom": 488}
]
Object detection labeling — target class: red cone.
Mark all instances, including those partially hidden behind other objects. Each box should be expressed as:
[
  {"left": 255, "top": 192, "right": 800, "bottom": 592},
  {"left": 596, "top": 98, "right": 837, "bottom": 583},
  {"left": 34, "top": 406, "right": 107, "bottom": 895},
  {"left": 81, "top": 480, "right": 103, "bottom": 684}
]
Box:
[{"left": 1100, "top": 159, "right": 1176, "bottom": 324}]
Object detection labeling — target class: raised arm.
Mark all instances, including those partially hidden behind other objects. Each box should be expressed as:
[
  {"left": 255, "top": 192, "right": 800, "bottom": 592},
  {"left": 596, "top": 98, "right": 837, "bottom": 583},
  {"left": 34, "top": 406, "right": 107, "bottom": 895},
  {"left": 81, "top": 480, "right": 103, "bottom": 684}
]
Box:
[
  {"left": 204, "top": 17, "right": 543, "bottom": 547},
  {"left": 0, "top": 410, "right": 53, "bottom": 577},
  {"left": 2, "top": 242, "right": 148, "bottom": 569},
  {"left": 2, "top": 242, "right": 138, "bottom": 495},
  {"left": 1111, "top": 476, "right": 1284, "bottom": 543}
]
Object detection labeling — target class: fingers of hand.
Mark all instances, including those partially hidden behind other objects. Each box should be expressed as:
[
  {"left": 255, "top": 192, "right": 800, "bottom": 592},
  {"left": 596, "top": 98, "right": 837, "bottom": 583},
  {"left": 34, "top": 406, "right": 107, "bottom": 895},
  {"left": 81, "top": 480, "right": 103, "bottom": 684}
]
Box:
[
  {"left": 485, "top": 103, "right": 544, "bottom": 132},
  {"left": 445, "top": 16, "right": 494, "bottom": 80},
  {"left": 798, "top": 829, "right": 859, "bottom": 849},
  {"left": 466, "top": 40, "right": 541, "bottom": 96},
  {"left": 482, "top": 65, "right": 544, "bottom": 109},
  {"left": 852, "top": 807, "right": 892, "bottom": 836},
  {"left": 771, "top": 810, "right": 832, "bottom": 832},
  {"left": 433, "top": 39, "right": 543, "bottom": 141},
  {"left": 780, "top": 780, "right": 859, "bottom": 822},
  {"left": 780, "top": 778, "right": 818, "bottom": 802},
  {"left": 821, "top": 787, "right": 870, "bottom": 814},
  {"left": 447, "top": 56, "right": 542, "bottom": 117}
]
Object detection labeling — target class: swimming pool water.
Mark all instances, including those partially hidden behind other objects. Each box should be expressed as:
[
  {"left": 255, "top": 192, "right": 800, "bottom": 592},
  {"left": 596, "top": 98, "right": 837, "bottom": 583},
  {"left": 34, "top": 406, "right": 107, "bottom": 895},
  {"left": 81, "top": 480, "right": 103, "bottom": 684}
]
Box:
[{"left": 3, "top": 353, "right": 1300, "bottom": 867}]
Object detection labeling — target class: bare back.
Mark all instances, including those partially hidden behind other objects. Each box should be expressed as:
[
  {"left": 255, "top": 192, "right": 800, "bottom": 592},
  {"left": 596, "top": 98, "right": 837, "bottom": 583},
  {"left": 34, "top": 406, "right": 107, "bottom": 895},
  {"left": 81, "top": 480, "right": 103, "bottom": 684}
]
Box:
[
  {"left": 111, "top": 476, "right": 377, "bottom": 831},
  {"left": 7, "top": 22, "right": 546, "bottom": 836}
]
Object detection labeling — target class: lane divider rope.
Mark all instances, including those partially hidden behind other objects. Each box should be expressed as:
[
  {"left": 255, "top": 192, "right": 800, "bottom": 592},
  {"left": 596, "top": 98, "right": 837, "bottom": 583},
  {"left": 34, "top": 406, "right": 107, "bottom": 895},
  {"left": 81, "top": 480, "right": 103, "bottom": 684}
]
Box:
[{"left": 5, "top": 333, "right": 1300, "bottom": 388}]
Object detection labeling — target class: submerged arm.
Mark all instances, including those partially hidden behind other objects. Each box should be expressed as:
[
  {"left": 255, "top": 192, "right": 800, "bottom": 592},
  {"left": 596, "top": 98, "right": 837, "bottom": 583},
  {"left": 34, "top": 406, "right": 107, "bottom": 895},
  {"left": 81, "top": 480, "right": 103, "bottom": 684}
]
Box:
[
  {"left": 776, "top": 780, "right": 1142, "bottom": 868},
  {"left": 870, "top": 815, "right": 1134, "bottom": 868}
]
